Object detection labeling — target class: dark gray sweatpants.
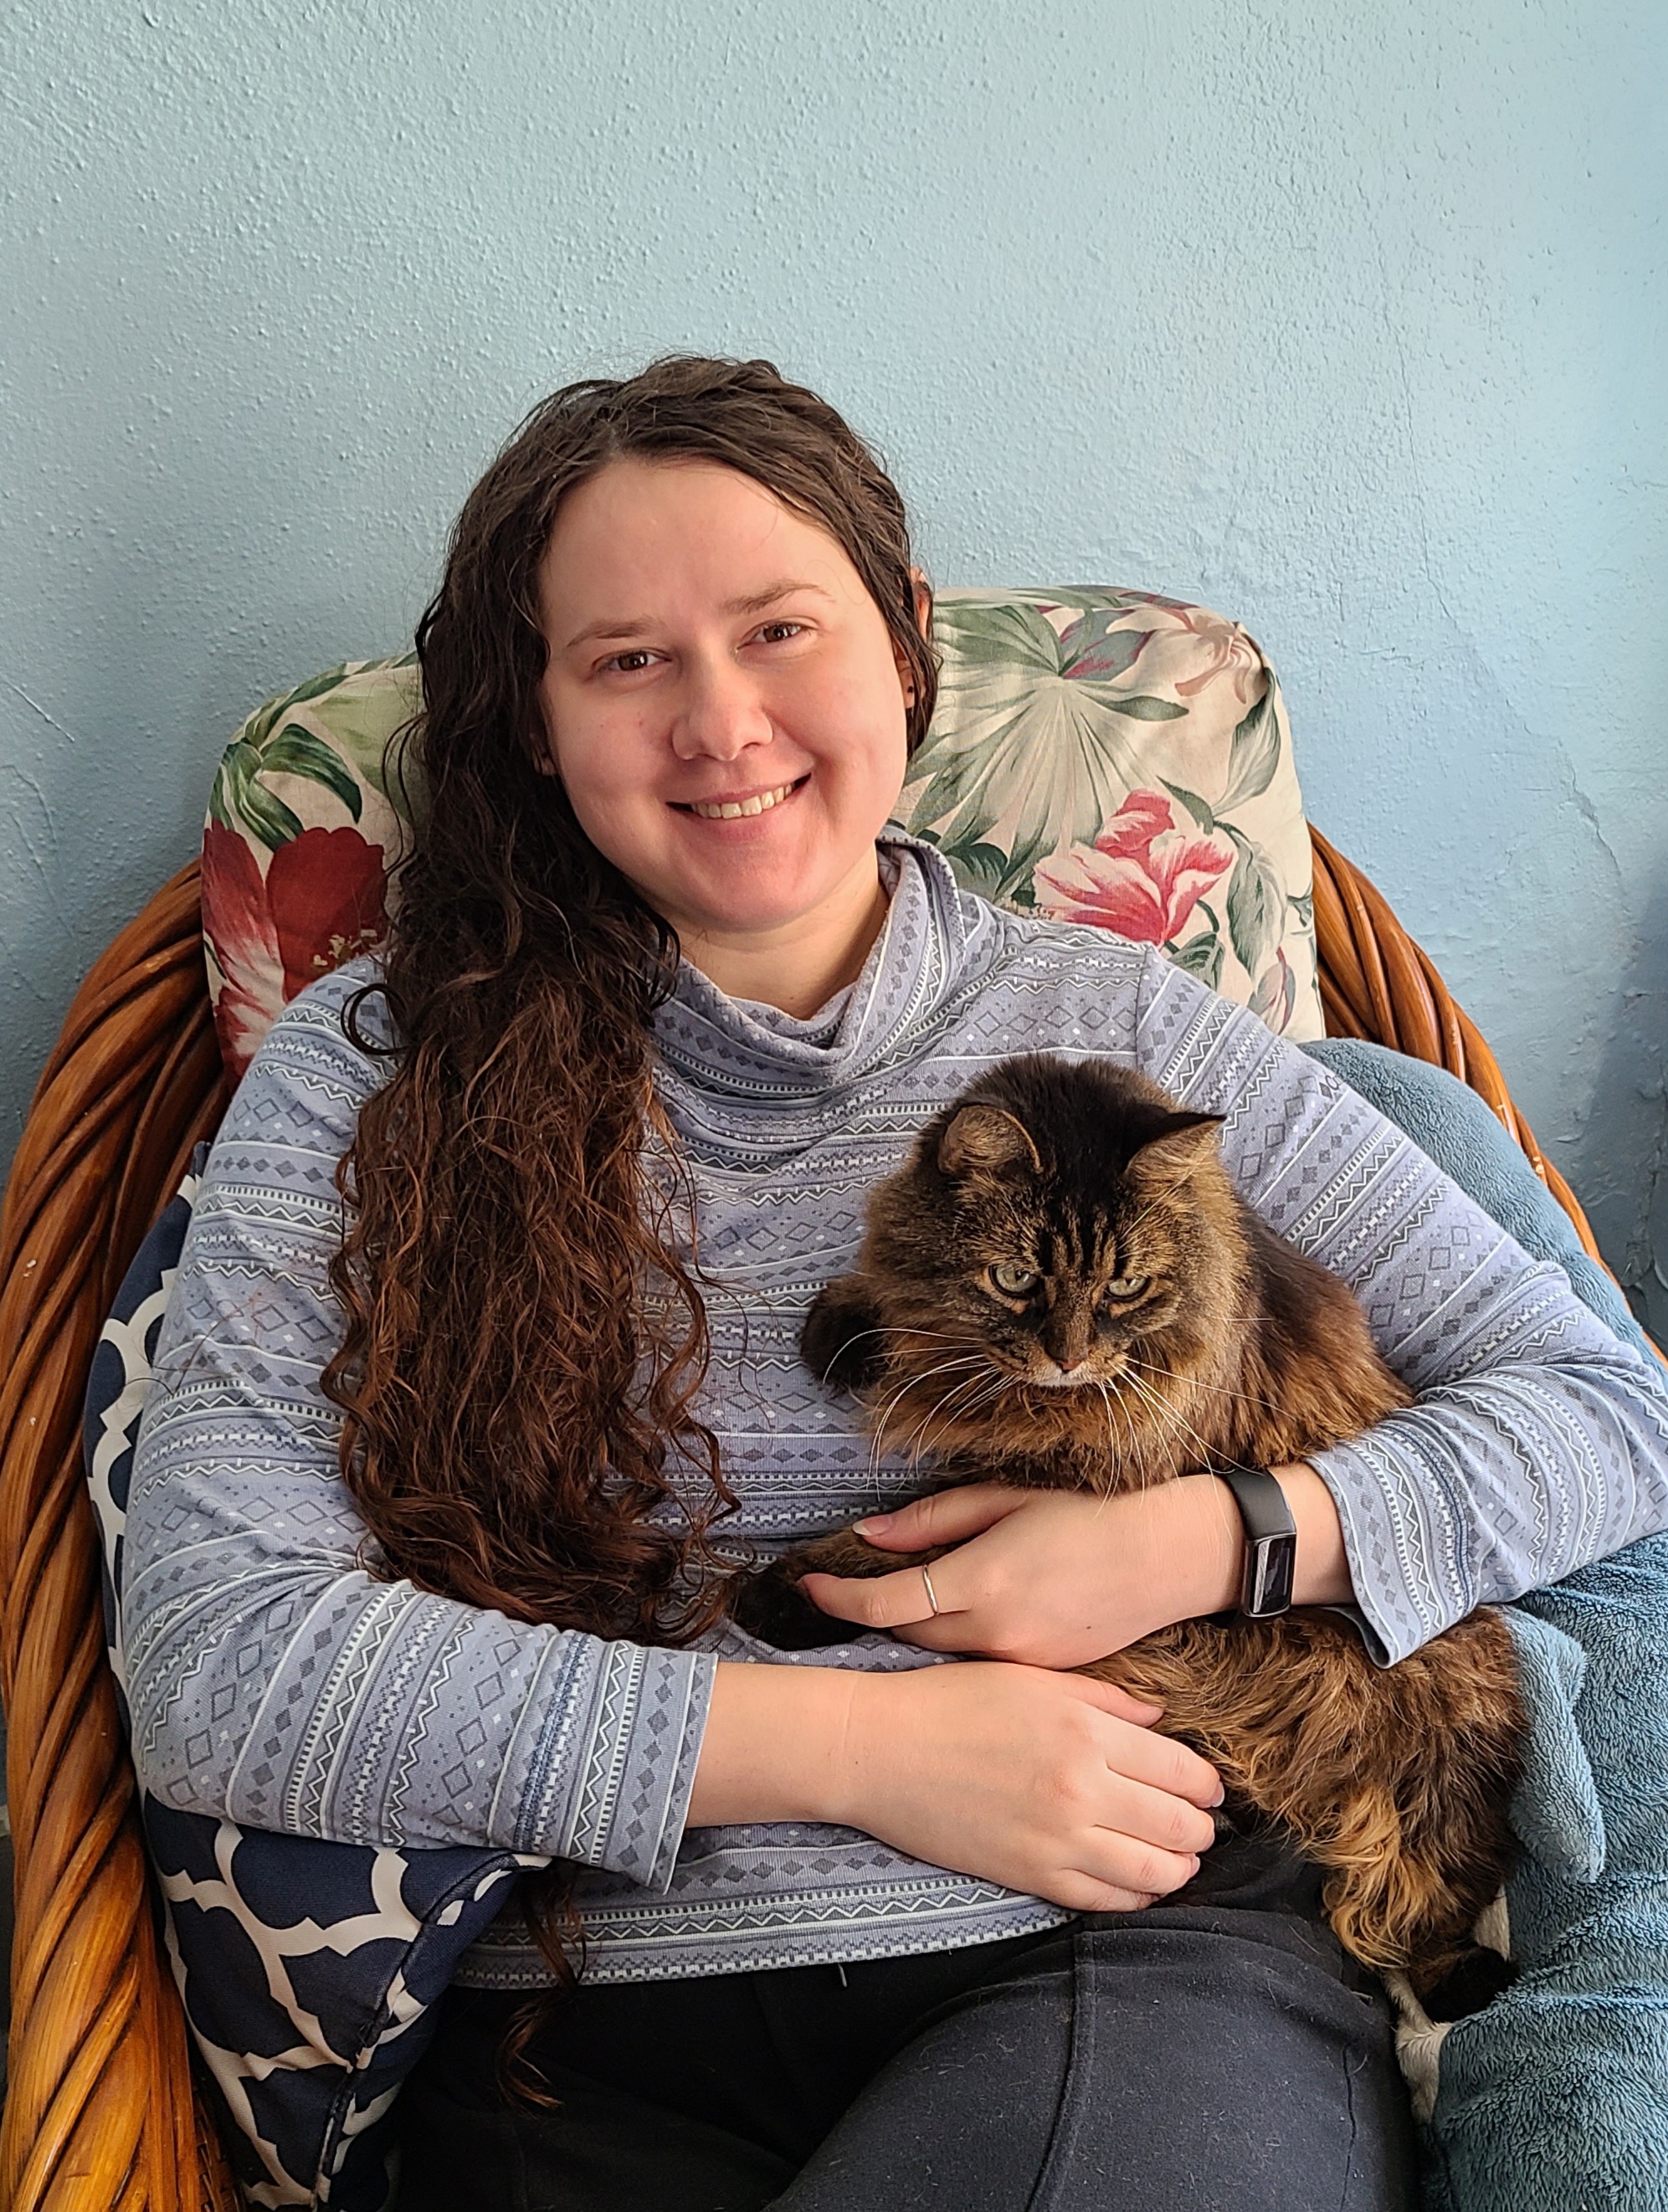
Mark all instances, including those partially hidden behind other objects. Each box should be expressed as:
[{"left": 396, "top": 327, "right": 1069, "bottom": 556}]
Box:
[{"left": 398, "top": 1830, "right": 1417, "bottom": 2211}]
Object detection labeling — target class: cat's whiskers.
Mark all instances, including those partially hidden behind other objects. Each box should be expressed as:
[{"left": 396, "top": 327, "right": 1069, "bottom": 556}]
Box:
[
  {"left": 811, "top": 1321, "right": 977, "bottom": 1387},
  {"left": 854, "top": 1325, "right": 981, "bottom": 1351},
  {"left": 898, "top": 1366, "right": 1006, "bottom": 1467},
  {"left": 870, "top": 1377, "right": 1012, "bottom": 1489},
  {"left": 870, "top": 1351, "right": 988, "bottom": 1424},
  {"left": 1123, "top": 1355, "right": 1280, "bottom": 1419},
  {"left": 1094, "top": 1379, "right": 1141, "bottom": 1496},
  {"left": 866, "top": 1354, "right": 993, "bottom": 1476},
  {"left": 1111, "top": 1368, "right": 1188, "bottom": 1484},
  {"left": 1121, "top": 1366, "right": 1222, "bottom": 1484}
]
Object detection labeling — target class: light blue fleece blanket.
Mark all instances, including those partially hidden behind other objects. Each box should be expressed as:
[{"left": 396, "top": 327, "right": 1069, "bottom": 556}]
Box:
[{"left": 1308, "top": 1040, "right": 1668, "bottom": 2212}]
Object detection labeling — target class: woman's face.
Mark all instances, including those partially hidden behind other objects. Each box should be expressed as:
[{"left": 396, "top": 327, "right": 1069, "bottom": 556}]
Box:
[{"left": 536, "top": 458, "right": 916, "bottom": 973}]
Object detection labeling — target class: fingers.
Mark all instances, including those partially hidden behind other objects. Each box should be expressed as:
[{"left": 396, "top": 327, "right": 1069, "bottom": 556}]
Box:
[
  {"left": 1050, "top": 1880, "right": 1161, "bottom": 1914},
  {"left": 1101, "top": 1770, "right": 1220, "bottom": 1860},
  {"left": 1055, "top": 1676, "right": 1165, "bottom": 1727},
  {"left": 851, "top": 1486, "right": 1022, "bottom": 1550},
  {"left": 1062, "top": 1679, "right": 1224, "bottom": 1809},
  {"left": 799, "top": 1564, "right": 942, "bottom": 1630}
]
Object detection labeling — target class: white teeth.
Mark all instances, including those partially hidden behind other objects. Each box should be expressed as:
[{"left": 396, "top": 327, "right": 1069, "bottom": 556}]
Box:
[{"left": 689, "top": 782, "right": 795, "bottom": 821}]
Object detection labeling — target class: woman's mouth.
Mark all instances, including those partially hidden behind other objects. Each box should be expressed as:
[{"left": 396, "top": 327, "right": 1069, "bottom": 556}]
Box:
[{"left": 675, "top": 777, "right": 807, "bottom": 821}]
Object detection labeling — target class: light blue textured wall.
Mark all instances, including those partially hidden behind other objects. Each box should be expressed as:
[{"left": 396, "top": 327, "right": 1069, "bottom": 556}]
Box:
[{"left": 3, "top": 0, "right": 1664, "bottom": 1333}]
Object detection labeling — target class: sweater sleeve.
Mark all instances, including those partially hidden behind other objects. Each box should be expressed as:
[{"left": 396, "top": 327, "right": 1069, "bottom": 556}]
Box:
[
  {"left": 1134, "top": 949, "right": 1668, "bottom": 1663},
  {"left": 121, "top": 967, "right": 713, "bottom": 1883}
]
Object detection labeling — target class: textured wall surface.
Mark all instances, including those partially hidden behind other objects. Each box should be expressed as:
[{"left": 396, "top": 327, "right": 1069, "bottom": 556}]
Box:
[{"left": 3, "top": 0, "right": 1664, "bottom": 1331}]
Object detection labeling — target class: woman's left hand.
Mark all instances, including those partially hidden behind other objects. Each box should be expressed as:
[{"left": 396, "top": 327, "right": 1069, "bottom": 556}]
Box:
[
  {"left": 800, "top": 1462, "right": 1355, "bottom": 1665},
  {"left": 798, "top": 1477, "right": 1245, "bottom": 1666}
]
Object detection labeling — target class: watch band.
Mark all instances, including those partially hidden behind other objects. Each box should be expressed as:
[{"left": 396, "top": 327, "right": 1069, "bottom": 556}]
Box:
[{"left": 1216, "top": 1466, "right": 1297, "bottom": 1619}]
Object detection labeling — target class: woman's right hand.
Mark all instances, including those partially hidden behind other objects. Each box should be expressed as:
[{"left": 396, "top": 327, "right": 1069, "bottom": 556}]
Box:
[{"left": 689, "top": 1658, "right": 1223, "bottom": 1913}]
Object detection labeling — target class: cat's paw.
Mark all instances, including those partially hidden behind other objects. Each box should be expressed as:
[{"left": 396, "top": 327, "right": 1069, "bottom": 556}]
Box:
[
  {"left": 801, "top": 1277, "right": 885, "bottom": 1392},
  {"left": 731, "top": 1558, "right": 858, "bottom": 1650}
]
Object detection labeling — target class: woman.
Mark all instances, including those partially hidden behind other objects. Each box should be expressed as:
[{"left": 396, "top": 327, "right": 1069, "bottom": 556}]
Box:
[{"left": 126, "top": 357, "right": 1668, "bottom": 2211}]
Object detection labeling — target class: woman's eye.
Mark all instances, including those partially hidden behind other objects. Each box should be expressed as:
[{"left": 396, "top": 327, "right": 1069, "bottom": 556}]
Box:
[
  {"left": 603, "top": 649, "right": 655, "bottom": 674},
  {"left": 754, "top": 620, "right": 804, "bottom": 644},
  {"left": 1101, "top": 1274, "right": 1150, "bottom": 1301},
  {"left": 989, "top": 1262, "right": 1039, "bottom": 1296}
]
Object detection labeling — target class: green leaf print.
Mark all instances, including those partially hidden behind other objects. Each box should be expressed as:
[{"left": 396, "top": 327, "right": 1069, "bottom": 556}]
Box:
[
  {"left": 932, "top": 599, "right": 1063, "bottom": 673},
  {"left": 1249, "top": 956, "right": 1296, "bottom": 1031},
  {"left": 1058, "top": 611, "right": 1154, "bottom": 682},
  {"left": 941, "top": 839, "right": 1013, "bottom": 898},
  {"left": 1216, "top": 689, "right": 1281, "bottom": 812},
  {"left": 260, "top": 727, "right": 364, "bottom": 819},
  {"left": 1161, "top": 781, "right": 1218, "bottom": 833},
  {"left": 240, "top": 662, "right": 357, "bottom": 752},
  {"left": 221, "top": 744, "right": 304, "bottom": 850},
  {"left": 1100, "top": 694, "right": 1187, "bottom": 722},
  {"left": 306, "top": 663, "right": 423, "bottom": 803},
  {"left": 905, "top": 599, "right": 1198, "bottom": 897},
  {"left": 1168, "top": 932, "right": 1225, "bottom": 990},
  {"left": 1224, "top": 827, "right": 1283, "bottom": 976}
]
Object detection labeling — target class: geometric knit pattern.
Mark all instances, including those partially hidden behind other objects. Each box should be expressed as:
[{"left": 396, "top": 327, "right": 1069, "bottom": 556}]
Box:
[{"left": 123, "top": 835, "right": 1668, "bottom": 1995}]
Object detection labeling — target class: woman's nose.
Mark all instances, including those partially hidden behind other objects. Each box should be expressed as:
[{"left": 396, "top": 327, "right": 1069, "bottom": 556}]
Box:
[{"left": 672, "top": 656, "right": 773, "bottom": 761}]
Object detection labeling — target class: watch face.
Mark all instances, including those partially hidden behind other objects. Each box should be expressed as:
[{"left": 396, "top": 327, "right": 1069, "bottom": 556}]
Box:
[{"left": 1247, "top": 1532, "right": 1296, "bottom": 1615}]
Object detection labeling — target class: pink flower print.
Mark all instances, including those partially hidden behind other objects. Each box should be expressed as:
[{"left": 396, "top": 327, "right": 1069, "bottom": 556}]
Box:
[
  {"left": 1164, "top": 606, "right": 1264, "bottom": 709},
  {"left": 1033, "top": 789, "right": 1235, "bottom": 947}
]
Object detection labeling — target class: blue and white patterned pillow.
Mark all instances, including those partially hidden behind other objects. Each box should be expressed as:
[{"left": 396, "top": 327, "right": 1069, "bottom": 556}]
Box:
[{"left": 84, "top": 1154, "right": 528, "bottom": 2209}]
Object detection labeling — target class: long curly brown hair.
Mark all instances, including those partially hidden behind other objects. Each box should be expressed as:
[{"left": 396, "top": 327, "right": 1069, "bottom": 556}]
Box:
[{"left": 320, "top": 356, "right": 937, "bottom": 2014}]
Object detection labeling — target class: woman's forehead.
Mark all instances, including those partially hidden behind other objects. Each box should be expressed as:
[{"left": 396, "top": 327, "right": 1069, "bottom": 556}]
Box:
[{"left": 537, "top": 457, "right": 860, "bottom": 634}]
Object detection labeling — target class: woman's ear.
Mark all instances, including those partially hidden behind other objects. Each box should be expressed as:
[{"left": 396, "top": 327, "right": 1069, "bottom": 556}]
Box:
[
  {"left": 911, "top": 567, "right": 932, "bottom": 640},
  {"left": 531, "top": 708, "right": 561, "bottom": 778},
  {"left": 894, "top": 567, "right": 933, "bottom": 706}
]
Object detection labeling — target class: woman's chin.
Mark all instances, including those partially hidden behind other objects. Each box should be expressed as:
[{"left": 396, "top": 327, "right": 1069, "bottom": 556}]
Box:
[{"left": 652, "top": 841, "right": 884, "bottom": 943}]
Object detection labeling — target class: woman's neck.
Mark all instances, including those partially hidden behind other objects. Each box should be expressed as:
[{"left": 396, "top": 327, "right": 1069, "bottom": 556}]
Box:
[{"left": 673, "top": 863, "right": 892, "bottom": 1019}]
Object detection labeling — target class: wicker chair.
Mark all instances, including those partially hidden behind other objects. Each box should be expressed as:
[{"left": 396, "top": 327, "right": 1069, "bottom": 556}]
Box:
[{"left": 0, "top": 830, "right": 1628, "bottom": 2209}]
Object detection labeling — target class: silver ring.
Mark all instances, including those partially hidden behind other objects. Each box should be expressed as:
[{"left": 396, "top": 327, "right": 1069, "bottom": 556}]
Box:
[{"left": 921, "top": 1565, "right": 942, "bottom": 1617}]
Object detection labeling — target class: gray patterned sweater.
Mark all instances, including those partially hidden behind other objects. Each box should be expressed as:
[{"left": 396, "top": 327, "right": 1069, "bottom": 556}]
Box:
[{"left": 125, "top": 836, "right": 1668, "bottom": 1985}]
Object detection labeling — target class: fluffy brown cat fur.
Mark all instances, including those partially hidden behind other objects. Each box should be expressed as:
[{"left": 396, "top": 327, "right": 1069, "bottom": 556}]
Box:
[{"left": 741, "top": 1053, "right": 1524, "bottom": 1994}]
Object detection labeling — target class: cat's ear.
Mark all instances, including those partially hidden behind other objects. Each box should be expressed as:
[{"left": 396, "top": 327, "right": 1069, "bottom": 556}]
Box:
[
  {"left": 937, "top": 1104, "right": 1043, "bottom": 1179},
  {"left": 1132, "top": 1111, "right": 1225, "bottom": 1184}
]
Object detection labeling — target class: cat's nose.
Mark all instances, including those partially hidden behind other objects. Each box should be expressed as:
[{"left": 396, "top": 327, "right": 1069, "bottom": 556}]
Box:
[{"left": 1056, "top": 1353, "right": 1086, "bottom": 1373}]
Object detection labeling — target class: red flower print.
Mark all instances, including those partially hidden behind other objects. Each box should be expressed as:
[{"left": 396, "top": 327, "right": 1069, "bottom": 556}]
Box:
[
  {"left": 1033, "top": 789, "right": 1234, "bottom": 947},
  {"left": 202, "top": 824, "right": 387, "bottom": 1080},
  {"left": 267, "top": 825, "right": 388, "bottom": 1000},
  {"left": 203, "top": 821, "right": 285, "bottom": 1080}
]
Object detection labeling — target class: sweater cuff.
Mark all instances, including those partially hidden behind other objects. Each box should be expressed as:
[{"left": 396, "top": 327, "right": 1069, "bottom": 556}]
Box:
[
  {"left": 519, "top": 1642, "right": 716, "bottom": 1891},
  {"left": 1308, "top": 1439, "right": 1455, "bottom": 1667}
]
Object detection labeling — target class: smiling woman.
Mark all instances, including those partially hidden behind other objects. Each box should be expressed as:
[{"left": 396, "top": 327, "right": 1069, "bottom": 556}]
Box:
[
  {"left": 118, "top": 357, "right": 1668, "bottom": 2212},
  {"left": 533, "top": 458, "right": 923, "bottom": 1014}
]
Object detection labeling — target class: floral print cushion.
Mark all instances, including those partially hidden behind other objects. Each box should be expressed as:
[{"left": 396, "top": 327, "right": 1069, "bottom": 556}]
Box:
[
  {"left": 909, "top": 591, "right": 1320, "bottom": 1035},
  {"left": 201, "top": 592, "right": 1322, "bottom": 1080},
  {"left": 203, "top": 656, "right": 418, "bottom": 1076}
]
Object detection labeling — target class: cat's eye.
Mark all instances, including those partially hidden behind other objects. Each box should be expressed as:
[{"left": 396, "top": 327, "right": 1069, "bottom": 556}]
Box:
[
  {"left": 1101, "top": 1274, "right": 1150, "bottom": 1302},
  {"left": 989, "top": 1261, "right": 1040, "bottom": 1297}
]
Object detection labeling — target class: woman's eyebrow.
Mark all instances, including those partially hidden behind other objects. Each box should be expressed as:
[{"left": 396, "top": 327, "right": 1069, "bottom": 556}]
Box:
[
  {"left": 723, "top": 578, "right": 835, "bottom": 616},
  {"left": 561, "top": 580, "right": 834, "bottom": 654}
]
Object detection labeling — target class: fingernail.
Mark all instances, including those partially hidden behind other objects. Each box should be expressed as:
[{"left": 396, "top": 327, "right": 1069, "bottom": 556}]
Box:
[
  {"left": 854, "top": 1515, "right": 892, "bottom": 1533},
  {"left": 1210, "top": 1784, "right": 1226, "bottom": 1808}
]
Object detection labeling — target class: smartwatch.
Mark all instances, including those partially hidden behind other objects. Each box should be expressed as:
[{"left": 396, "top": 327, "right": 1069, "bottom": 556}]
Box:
[{"left": 1216, "top": 1466, "right": 1297, "bottom": 1619}]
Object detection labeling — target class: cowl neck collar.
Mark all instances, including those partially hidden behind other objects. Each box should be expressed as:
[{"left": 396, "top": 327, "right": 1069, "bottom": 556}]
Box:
[{"left": 652, "top": 832, "right": 983, "bottom": 1110}]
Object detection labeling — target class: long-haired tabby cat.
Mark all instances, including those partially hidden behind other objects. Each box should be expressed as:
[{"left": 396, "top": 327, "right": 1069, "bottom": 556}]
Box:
[{"left": 741, "top": 1053, "right": 1524, "bottom": 1994}]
